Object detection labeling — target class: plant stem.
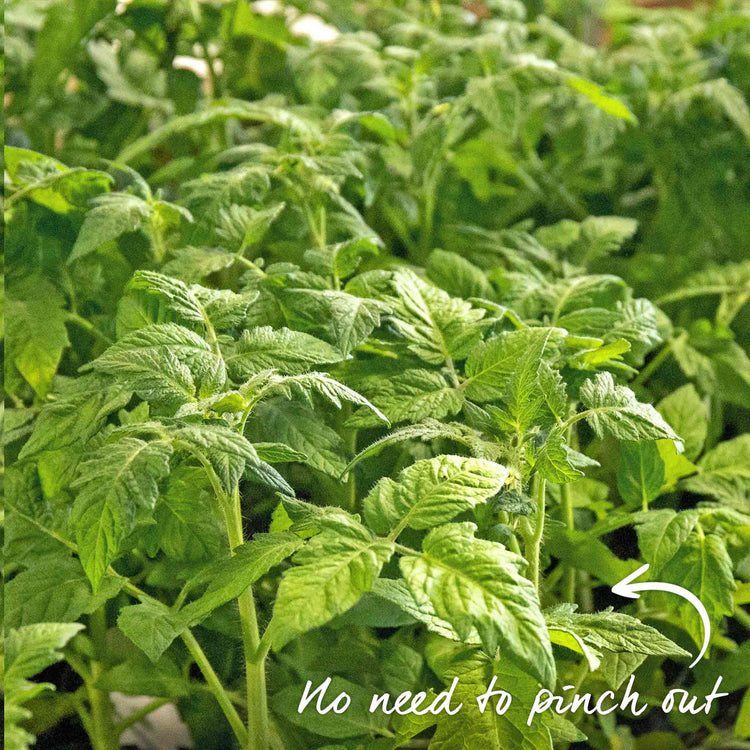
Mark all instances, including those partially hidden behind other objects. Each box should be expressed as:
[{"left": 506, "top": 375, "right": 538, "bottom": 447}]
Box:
[
  {"left": 525, "top": 476, "right": 547, "bottom": 594},
  {"left": 8, "top": 507, "right": 249, "bottom": 748},
  {"left": 66, "top": 313, "right": 114, "bottom": 346},
  {"left": 114, "top": 698, "right": 170, "bottom": 735},
  {"left": 560, "top": 481, "right": 577, "bottom": 603},
  {"left": 632, "top": 340, "right": 672, "bottom": 388},
  {"left": 183, "top": 630, "right": 249, "bottom": 746},
  {"left": 87, "top": 609, "right": 118, "bottom": 750},
  {"left": 225, "top": 489, "right": 269, "bottom": 750}
]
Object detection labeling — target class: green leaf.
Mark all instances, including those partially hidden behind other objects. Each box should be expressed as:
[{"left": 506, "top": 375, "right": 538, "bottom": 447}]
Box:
[
  {"left": 5, "top": 554, "right": 124, "bottom": 628},
  {"left": 269, "top": 520, "right": 394, "bottom": 649},
  {"left": 5, "top": 276, "right": 70, "bottom": 398},
  {"left": 177, "top": 533, "right": 304, "bottom": 628},
  {"left": 463, "top": 328, "right": 565, "bottom": 403},
  {"left": 169, "top": 421, "right": 280, "bottom": 494},
  {"left": 19, "top": 376, "right": 131, "bottom": 459},
  {"left": 277, "top": 288, "right": 386, "bottom": 357},
  {"left": 400, "top": 523, "right": 555, "bottom": 687},
  {"left": 69, "top": 193, "right": 153, "bottom": 263},
  {"left": 71, "top": 437, "right": 173, "bottom": 589},
  {"left": 567, "top": 78, "right": 636, "bottom": 122},
  {"left": 657, "top": 385, "right": 707, "bottom": 462},
  {"left": 117, "top": 599, "right": 183, "bottom": 663},
  {"left": 578, "top": 372, "right": 682, "bottom": 446},
  {"left": 126, "top": 270, "right": 206, "bottom": 324},
  {"left": 3, "top": 622, "right": 85, "bottom": 750},
  {"left": 682, "top": 435, "right": 750, "bottom": 510},
  {"left": 90, "top": 323, "right": 226, "bottom": 408},
  {"left": 546, "top": 605, "right": 689, "bottom": 667},
  {"left": 659, "top": 532, "right": 735, "bottom": 650},
  {"left": 225, "top": 326, "right": 343, "bottom": 379},
  {"left": 250, "top": 400, "right": 349, "bottom": 477},
  {"left": 427, "top": 249, "right": 493, "bottom": 299},
  {"left": 634, "top": 509, "right": 701, "bottom": 574},
  {"left": 4, "top": 147, "right": 112, "bottom": 213},
  {"left": 162, "top": 247, "right": 237, "bottom": 283},
  {"left": 429, "top": 660, "right": 577, "bottom": 750},
  {"left": 617, "top": 441, "right": 665, "bottom": 509},
  {"left": 155, "top": 465, "right": 224, "bottom": 561},
  {"left": 347, "top": 369, "right": 463, "bottom": 429},
  {"left": 96, "top": 653, "right": 189, "bottom": 698},
  {"left": 364, "top": 455, "right": 508, "bottom": 536},
  {"left": 387, "top": 270, "right": 486, "bottom": 364},
  {"left": 257, "top": 371, "right": 388, "bottom": 424}
]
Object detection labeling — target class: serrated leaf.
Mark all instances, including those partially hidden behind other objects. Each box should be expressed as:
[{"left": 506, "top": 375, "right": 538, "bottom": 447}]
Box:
[
  {"left": 90, "top": 323, "right": 226, "bottom": 408},
  {"left": 5, "top": 554, "right": 124, "bottom": 628},
  {"left": 400, "top": 523, "right": 555, "bottom": 687},
  {"left": 270, "top": 676, "right": 390, "bottom": 739},
  {"left": 579, "top": 372, "right": 682, "bottom": 447},
  {"left": 117, "top": 600, "right": 183, "bottom": 663},
  {"left": 463, "top": 328, "right": 565, "bottom": 403},
  {"left": 69, "top": 193, "right": 153, "bottom": 263},
  {"left": 178, "top": 533, "right": 304, "bottom": 629},
  {"left": 226, "top": 326, "right": 343, "bottom": 379},
  {"left": 617, "top": 441, "right": 665, "bottom": 509},
  {"left": 155, "top": 465, "right": 224, "bottom": 561},
  {"left": 364, "top": 455, "right": 508, "bottom": 536},
  {"left": 634, "top": 509, "right": 701, "bottom": 574},
  {"left": 657, "top": 385, "right": 707, "bottom": 462},
  {"left": 546, "top": 605, "right": 689, "bottom": 662},
  {"left": 347, "top": 369, "right": 463, "bottom": 428},
  {"left": 682, "top": 435, "right": 750, "bottom": 509},
  {"left": 427, "top": 249, "right": 493, "bottom": 299},
  {"left": 250, "top": 400, "right": 349, "bottom": 477},
  {"left": 269, "top": 521, "right": 394, "bottom": 649},
  {"left": 277, "top": 288, "right": 386, "bottom": 357},
  {"left": 659, "top": 532, "right": 735, "bottom": 650},
  {"left": 6, "top": 276, "right": 70, "bottom": 398},
  {"left": 71, "top": 437, "right": 173, "bottom": 589}
]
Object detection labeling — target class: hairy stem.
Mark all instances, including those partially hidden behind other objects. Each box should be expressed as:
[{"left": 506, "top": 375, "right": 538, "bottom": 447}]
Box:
[
  {"left": 87, "top": 608, "right": 118, "bottom": 750},
  {"left": 560, "top": 481, "right": 577, "bottom": 603},
  {"left": 225, "top": 488, "right": 269, "bottom": 750},
  {"left": 183, "top": 631, "right": 249, "bottom": 746},
  {"left": 524, "top": 476, "right": 547, "bottom": 594}
]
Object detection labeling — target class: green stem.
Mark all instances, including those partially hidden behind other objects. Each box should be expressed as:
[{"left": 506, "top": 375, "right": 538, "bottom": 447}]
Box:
[
  {"left": 183, "top": 630, "right": 249, "bottom": 746},
  {"left": 560, "top": 482, "right": 576, "bottom": 603},
  {"left": 87, "top": 609, "right": 118, "bottom": 750},
  {"left": 632, "top": 340, "right": 672, "bottom": 388},
  {"left": 733, "top": 606, "right": 750, "bottom": 631},
  {"left": 114, "top": 698, "right": 170, "bottom": 735},
  {"left": 66, "top": 313, "right": 114, "bottom": 346},
  {"left": 8, "top": 506, "right": 248, "bottom": 748},
  {"left": 524, "top": 476, "right": 547, "bottom": 594},
  {"left": 226, "top": 489, "right": 269, "bottom": 750}
]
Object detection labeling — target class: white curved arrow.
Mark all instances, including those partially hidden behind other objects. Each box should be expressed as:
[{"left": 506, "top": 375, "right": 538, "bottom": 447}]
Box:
[{"left": 612, "top": 563, "right": 710, "bottom": 668}]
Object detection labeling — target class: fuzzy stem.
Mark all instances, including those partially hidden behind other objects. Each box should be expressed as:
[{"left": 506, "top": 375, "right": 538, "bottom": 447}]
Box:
[
  {"left": 560, "top": 481, "right": 577, "bottom": 603},
  {"left": 525, "top": 476, "right": 547, "bottom": 594},
  {"left": 87, "top": 609, "right": 118, "bottom": 750},
  {"left": 226, "top": 489, "right": 269, "bottom": 750},
  {"left": 183, "top": 631, "right": 249, "bottom": 746}
]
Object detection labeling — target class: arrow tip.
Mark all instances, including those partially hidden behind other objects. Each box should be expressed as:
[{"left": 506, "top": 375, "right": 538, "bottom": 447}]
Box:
[{"left": 612, "top": 563, "right": 650, "bottom": 599}]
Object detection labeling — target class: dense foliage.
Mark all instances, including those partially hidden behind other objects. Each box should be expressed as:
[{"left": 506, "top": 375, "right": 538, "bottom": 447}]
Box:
[{"left": 3, "top": 1, "right": 749, "bottom": 748}]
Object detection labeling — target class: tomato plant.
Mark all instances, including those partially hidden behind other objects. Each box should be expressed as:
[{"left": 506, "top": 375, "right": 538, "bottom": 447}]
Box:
[{"left": 3, "top": 1, "right": 749, "bottom": 749}]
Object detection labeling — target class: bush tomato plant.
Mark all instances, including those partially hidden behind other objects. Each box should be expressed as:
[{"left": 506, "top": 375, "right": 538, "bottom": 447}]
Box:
[{"left": 3, "top": 1, "right": 749, "bottom": 748}]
